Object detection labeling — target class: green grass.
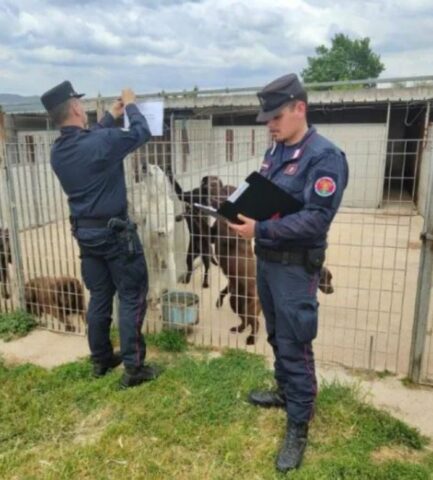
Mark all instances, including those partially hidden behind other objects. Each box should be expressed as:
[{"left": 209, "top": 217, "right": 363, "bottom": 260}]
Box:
[
  {"left": 0, "top": 310, "right": 37, "bottom": 341},
  {"left": 0, "top": 347, "right": 432, "bottom": 480},
  {"left": 111, "top": 326, "right": 189, "bottom": 352},
  {"left": 146, "top": 329, "right": 188, "bottom": 352}
]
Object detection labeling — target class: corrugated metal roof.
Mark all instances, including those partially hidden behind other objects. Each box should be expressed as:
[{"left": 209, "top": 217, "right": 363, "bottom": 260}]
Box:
[{"left": 2, "top": 75, "right": 433, "bottom": 115}]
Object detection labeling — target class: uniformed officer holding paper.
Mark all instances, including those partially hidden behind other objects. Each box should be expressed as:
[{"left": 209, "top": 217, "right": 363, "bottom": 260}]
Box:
[
  {"left": 230, "top": 73, "right": 349, "bottom": 472},
  {"left": 41, "top": 81, "right": 158, "bottom": 388}
]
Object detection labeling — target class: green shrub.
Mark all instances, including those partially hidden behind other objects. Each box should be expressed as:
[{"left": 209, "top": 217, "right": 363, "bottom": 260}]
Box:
[{"left": 0, "top": 310, "right": 37, "bottom": 341}]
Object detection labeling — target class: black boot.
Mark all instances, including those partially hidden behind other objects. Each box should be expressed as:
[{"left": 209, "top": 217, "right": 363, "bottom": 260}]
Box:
[
  {"left": 92, "top": 352, "right": 122, "bottom": 378},
  {"left": 276, "top": 422, "right": 309, "bottom": 472},
  {"left": 120, "top": 363, "right": 162, "bottom": 388},
  {"left": 248, "top": 389, "right": 286, "bottom": 408}
]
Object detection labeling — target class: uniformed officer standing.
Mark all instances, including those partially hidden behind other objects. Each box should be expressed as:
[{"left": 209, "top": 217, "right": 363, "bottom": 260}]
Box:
[
  {"left": 230, "top": 73, "right": 348, "bottom": 472},
  {"left": 41, "top": 81, "right": 158, "bottom": 388}
]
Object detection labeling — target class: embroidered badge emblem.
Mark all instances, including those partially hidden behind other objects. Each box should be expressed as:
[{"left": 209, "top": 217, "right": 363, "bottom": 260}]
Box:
[
  {"left": 284, "top": 163, "right": 298, "bottom": 175},
  {"left": 314, "top": 177, "right": 337, "bottom": 197}
]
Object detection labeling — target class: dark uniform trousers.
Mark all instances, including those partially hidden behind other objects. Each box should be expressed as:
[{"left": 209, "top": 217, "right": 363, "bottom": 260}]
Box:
[
  {"left": 254, "top": 127, "right": 348, "bottom": 424},
  {"left": 257, "top": 260, "right": 319, "bottom": 424},
  {"left": 77, "top": 228, "right": 148, "bottom": 368}
]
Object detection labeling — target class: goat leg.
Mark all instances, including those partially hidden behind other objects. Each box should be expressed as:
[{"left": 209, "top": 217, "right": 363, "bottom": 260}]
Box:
[
  {"left": 0, "top": 282, "right": 10, "bottom": 300},
  {"left": 229, "top": 294, "right": 246, "bottom": 333},
  {"left": 245, "top": 306, "right": 260, "bottom": 346},
  {"left": 179, "top": 244, "right": 194, "bottom": 284},
  {"left": 201, "top": 254, "right": 211, "bottom": 289},
  {"left": 216, "top": 285, "right": 228, "bottom": 308}
]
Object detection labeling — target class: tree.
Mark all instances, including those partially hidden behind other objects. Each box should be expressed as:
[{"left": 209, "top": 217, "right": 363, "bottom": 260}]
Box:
[{"left": 301, "top": 34, "right": 385, "bottom": 85}]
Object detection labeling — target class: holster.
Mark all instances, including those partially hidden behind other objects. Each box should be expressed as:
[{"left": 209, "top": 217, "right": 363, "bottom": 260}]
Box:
[{"left": 305, "top": 247, "right": 325, "bottom": 273}]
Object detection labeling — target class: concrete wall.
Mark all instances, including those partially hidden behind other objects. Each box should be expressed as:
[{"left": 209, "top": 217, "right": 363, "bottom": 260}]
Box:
[
  {"left": 172, "top": 120, "right": 268, "bottom": 190},
  {"left": 2, "top": 121, "right": 394, "bottom": 231},
  {"left": 1, "top": 131, "right": 67, "bottom": 230},
  {"left": 315, "top": 124, "right": 388, "bottom": 208},
  {"left": 174, "top": 120, "right": 388, "bottom": 208}
]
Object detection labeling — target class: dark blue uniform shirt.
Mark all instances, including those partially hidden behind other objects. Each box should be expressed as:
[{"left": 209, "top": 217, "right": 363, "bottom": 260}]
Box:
[
  {"left": 51, "top": 104, "right": 151, "bottom": 219},
  {"left": 255, "top": 126, "right": 349, "bottom": 250}
]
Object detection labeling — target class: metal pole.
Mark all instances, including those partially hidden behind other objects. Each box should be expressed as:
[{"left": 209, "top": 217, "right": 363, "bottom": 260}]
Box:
[
  {"left": 423, "top": 101, "right": 431, "bottom": 150},
  {"left": 29, "top": 138, "right": 42, "bottom": 227},
  {"left": 385, "top": 101, "right": 391, "bottom": 135},
  {"left": 379, "top": 102, "right": 392, "bottom": 209},
  {"left": 409, "top": 140, "right": 433, "bottom": 382},
  {"left": 2, "top": 138, "right": 26, "bottom": 310},
  {"left": 96, "top": 93, "right": 104, "bottom": 122},
  {"left": 170, "top": 112, "right": 176, "bottom": 176}
]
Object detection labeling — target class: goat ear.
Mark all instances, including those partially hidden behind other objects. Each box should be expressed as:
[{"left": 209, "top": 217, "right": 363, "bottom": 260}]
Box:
[{"left": 200, "top": 176, "right": 209, "bottom": 187}]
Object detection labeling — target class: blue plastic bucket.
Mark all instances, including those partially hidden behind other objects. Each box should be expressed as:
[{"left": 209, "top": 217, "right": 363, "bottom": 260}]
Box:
[{"left": 161, "top": 290, "right": 199, "bottom": 327}]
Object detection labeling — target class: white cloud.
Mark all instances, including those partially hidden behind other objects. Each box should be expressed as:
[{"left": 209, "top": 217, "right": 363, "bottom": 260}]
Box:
[{"left": 0, "top": 0, "right": 432, "bottom": 96}]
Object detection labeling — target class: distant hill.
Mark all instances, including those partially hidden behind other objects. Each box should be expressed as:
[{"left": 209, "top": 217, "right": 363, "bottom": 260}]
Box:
[{"left": 0, "top": 93, "right": 43, "bottom": 113}]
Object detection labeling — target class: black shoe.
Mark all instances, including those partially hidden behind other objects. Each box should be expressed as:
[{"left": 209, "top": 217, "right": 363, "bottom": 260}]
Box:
[
  {"left": 276, "top": 422, "right": 309, "bottom": 472},
  {"left": 248, "top": 389, "right": 286, "bottom": 408},
  {"left": 120, "top": 363, "right": 162, "bottom": 389},
  {"left": 92, "top": 352, "right": 122, "bottom": 378}
]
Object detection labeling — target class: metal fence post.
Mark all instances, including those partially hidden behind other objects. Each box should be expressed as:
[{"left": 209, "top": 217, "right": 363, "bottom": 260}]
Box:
[
  {"left": 409, "top": 143, "right": 433, "bottom": 383},
  {"left": 2, "top": 143, "right": 26, "bottom": 310}
]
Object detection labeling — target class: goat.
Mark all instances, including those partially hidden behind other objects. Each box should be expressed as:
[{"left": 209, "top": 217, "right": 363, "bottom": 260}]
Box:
[
  {"left": 210, "top": 183, "right": 261, "bottom": 345},
  {"left": 170, "top": 176, "right": 221, "bottom": 289},
  {"left": 24, "top": 276, "right": 85, "bottom": 331},
  {"left": 129, "top": 163, "right": 177, "bottom": 307}
]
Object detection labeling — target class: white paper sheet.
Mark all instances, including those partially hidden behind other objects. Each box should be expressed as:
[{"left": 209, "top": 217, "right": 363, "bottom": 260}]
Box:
[
  {"left": 226, "top": 181, "right": 249, "bottom": 203},
  {"left": 124, "top": 100, "right": 164, "bottom": 136}
]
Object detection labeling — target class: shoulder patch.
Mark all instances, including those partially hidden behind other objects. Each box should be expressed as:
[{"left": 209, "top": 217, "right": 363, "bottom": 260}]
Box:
[{"left": 314, "top": 176, "right": 336, "bottom": 197}]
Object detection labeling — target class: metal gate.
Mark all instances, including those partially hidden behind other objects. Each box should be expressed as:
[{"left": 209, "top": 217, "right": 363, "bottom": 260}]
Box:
[
  {"left": 1, "top": 130, "right": 433, "bottom": 383},
  {"left": 0, "top": 135, "right": 85, "bottom": 333},
  {"left": 409, "top": 138, "right": 433, "bottom": 385}
]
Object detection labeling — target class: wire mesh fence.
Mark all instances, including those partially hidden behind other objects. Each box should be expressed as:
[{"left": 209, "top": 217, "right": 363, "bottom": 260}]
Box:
[
  {"left": 0, "top": 126, "right": 432, "bottom": 383},
  {"left": 1, "top": 135, "right": 85, "bottom": 333}
]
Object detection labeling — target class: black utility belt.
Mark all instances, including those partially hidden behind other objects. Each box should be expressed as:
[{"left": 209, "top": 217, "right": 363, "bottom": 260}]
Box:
[
  {"left": 254, "top": 244, "right": 325, "bottom": 272},
  {"left": 70, "top": 214, "right": 128, "bottom": 229}
]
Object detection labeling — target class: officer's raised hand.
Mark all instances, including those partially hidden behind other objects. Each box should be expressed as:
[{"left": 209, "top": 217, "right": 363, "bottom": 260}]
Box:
[
  {"left": 121, "top": 88, "right": 136, "bottom": 106},
  {"left": 109, "top": 88, "right": 137, "bottom": 119},
  {"left": 229, "top": 214, "right": 256, "bottom": 239},
  {"left": 109, "top": 98, "right": 124, "bottom": 119}
]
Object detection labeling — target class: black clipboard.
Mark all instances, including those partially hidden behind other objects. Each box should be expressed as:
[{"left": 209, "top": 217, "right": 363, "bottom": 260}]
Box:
[{"left": 194, "top": 171, "right": 303, "bottom": 224}]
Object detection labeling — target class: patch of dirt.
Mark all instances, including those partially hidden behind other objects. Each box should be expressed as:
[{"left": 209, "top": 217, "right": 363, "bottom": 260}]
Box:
[
  {"left": 371, "top": 445, "right": 426, "bottom": 464},
  {"left": 0, "top": 329, "right": 89, "bottom": 368},
  {"left": 72, "top": 407, "right": 113, "bottom": 446}
]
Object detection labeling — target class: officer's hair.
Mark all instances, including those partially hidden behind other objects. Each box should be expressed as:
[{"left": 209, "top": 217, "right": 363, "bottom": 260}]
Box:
[{"left": 48, "top": 99, "right": 73, "bottom": 126}]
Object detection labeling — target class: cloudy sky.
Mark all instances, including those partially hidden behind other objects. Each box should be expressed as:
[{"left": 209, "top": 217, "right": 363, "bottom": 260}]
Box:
[{"left": 1, "top": 0, "right": 433, "bottom": 96}]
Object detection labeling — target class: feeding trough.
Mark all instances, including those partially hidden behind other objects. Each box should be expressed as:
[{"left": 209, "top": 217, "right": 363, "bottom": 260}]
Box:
[{"left": 161, "top": 290, "right": 199, "bottom": 328}]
